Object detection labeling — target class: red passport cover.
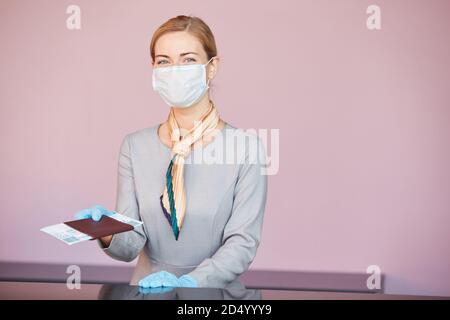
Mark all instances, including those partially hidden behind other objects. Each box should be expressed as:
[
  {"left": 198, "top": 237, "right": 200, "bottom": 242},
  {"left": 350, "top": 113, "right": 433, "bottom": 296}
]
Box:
[{"left": 63, "top": 215, "right": 134, "bottom": 239}]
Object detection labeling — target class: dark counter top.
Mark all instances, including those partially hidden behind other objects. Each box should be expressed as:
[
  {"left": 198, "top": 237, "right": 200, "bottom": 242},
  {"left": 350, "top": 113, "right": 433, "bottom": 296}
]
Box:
[
  {"left": 0, "top": 262, "right": 381, "bottom": 293},
  {"left": 1, "top": 262, "right": 448, "bottom": 299},
  {"left": 0, "top": 281, "right": 446, "bottom": 300}
]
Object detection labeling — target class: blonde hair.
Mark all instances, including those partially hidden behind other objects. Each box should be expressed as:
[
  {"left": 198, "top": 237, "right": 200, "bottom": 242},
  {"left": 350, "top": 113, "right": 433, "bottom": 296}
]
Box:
[{"left": 150, "top": 15, "right": 218, "bottom": 64}]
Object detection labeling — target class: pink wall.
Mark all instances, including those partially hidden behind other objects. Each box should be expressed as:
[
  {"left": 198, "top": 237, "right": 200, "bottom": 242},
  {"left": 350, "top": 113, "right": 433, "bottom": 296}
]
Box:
[{"left": 1, "top": 0, "right": 449, "bottom": 297}]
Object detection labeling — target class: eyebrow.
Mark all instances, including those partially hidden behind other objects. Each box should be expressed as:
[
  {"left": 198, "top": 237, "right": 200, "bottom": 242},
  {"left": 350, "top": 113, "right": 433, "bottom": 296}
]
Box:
[{"left": 155, "top": 52, "right": 199, "bottom": 59}]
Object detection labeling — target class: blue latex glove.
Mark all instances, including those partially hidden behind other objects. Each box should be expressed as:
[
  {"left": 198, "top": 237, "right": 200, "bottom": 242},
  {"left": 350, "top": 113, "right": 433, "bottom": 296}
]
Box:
[
  {"left": 74, "top": 204, "right": 114, "bottom": 221},
  {"left": 138, "top": 271, "right": 198, "bottom": 288},
  {"left": 178, "top": 274, "right": 198, "bottom": 288}
]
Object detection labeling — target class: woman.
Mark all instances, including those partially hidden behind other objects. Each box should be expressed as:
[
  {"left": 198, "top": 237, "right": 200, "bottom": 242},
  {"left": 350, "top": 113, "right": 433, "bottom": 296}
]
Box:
[{"left": 75, "top": 15, "right": 268, "bottom": 290}]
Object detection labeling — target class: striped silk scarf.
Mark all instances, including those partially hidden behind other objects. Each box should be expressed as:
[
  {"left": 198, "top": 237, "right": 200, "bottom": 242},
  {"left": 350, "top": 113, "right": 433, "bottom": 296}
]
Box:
[{"left": 160, "top": 101, "right": 220, "bottom": 240}]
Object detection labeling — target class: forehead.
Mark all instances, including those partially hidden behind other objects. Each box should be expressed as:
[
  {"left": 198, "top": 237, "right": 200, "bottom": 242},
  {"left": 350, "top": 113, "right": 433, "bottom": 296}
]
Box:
[{"left": 155, "top": 31, "right": 205, "bottom": 57}]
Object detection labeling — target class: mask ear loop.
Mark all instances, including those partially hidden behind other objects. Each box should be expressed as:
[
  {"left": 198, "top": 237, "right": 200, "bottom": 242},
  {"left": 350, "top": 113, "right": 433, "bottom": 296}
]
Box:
[
  {"left": 205, "top": 56, "right": 215, "bottom": 88},
  {"left": 205, "top": 56, "right": 215, "bottom": 66}
]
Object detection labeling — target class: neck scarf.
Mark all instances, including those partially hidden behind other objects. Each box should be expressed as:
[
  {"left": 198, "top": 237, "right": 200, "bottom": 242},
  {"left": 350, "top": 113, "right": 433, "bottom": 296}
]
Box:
[{"left": 160, "top": 100, "right": 220, "bottom": 240}]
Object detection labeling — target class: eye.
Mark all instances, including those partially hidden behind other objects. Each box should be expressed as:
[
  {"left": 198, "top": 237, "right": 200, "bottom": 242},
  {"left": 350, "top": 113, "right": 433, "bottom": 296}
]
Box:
[
  {"left": 156, "top": 60, "right": 169, "bottom": 65},
  {"left": 184, "top": 57, "right": 197, "bottom": 63}
]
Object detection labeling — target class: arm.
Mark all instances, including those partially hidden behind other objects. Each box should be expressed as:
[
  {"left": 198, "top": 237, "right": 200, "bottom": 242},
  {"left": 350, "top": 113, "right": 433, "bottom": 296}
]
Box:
[
  {"left": 185, "top": 135, "right": 268, "bottom": 288},
  {"left": 98, "top": 134, "right": 147, "bottom": 262}
]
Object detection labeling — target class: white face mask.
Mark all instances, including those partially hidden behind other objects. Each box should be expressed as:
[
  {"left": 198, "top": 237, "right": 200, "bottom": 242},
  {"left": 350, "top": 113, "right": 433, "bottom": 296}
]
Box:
[{"left": 152, "top": 57, "right": 214, "bottom": 108}]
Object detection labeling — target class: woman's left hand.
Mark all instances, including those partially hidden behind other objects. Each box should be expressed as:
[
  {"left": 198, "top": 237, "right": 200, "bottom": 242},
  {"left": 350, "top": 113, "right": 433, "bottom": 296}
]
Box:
[{"left": 138, "top": 271, "right": 198, "bottom": 288}]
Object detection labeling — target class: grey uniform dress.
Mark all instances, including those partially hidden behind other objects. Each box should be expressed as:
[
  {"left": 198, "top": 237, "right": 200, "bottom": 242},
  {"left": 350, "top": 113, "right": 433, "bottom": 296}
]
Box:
[{"left": 99, "top": 122, "right": 268, "bottom": 289}]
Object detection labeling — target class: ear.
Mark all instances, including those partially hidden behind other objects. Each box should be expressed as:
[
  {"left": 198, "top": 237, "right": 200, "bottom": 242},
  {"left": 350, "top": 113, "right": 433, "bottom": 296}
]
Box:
[{"left": 208, "top": 56, "right": 220, "bottom": 80}]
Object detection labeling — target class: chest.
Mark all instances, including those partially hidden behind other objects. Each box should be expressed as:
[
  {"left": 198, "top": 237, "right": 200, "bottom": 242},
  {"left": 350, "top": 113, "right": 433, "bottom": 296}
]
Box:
[{"left": 132, "top": 151, "right": 238, "bottom": 221}]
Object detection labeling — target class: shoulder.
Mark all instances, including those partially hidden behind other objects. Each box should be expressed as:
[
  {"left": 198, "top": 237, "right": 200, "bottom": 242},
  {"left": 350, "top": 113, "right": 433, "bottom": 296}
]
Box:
[
  {"left": 126, "top": 124, "right": 159, "bottom": 140},
  {"left": 120, "top": 123, "right": 161, "bottom": 151},
  {"left": 225, "top": 123, "right": 260, "bottom": 139},
  {"left": 222, "top": 123, "right": 267, "bottom": 165}
]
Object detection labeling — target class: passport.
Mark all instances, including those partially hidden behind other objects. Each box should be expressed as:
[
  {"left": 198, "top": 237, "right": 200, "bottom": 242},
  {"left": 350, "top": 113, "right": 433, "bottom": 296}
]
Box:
[{"left": 63, "top": 215, "right": 134, "bottom": 239}]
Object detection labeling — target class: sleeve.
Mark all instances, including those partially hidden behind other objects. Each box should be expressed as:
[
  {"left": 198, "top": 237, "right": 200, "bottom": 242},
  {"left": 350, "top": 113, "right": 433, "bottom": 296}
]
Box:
[
  {"left": 97, "top": 134, "right": 147, "bottom": 262},
  {"left": 184, "top": 134, "right": 268, "bottom": 288}
]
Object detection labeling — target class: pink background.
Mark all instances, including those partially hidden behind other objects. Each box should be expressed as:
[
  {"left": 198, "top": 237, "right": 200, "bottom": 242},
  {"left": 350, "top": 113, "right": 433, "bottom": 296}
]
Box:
[{"left": 1, "top": 0, "right": 449, "bottom": 296}]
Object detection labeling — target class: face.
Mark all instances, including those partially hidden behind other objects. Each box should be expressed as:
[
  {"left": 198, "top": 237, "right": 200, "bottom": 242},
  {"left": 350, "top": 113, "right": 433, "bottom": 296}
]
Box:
[{"left": 153, "top": 31, "right": 219, "bottom": 81}]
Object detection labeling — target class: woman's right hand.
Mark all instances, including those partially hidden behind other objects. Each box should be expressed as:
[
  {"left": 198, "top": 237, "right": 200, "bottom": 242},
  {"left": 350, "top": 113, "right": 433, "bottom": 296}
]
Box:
[
  {"left": 74, "top": 204, "right": 114, "bottom": 247},
  {"left": 74, "top": 204, "right": 114, "bottom": 221}
]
